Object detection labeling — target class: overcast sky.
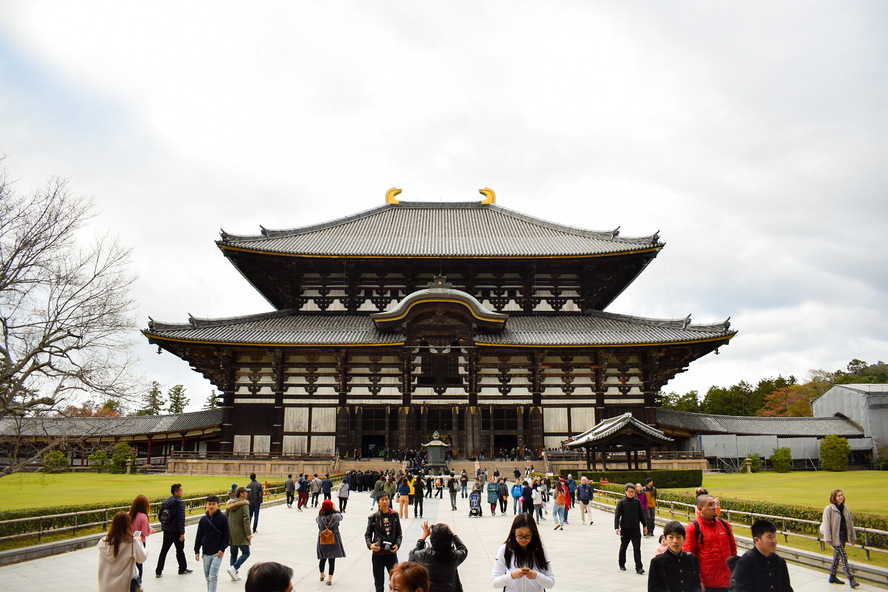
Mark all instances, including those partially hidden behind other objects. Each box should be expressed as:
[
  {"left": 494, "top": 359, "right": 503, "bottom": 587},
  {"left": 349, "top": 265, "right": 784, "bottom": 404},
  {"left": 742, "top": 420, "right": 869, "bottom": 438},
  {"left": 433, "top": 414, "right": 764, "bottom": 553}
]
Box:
[{"left": 2, "top": 1, "right": 886, "bottom": 413}]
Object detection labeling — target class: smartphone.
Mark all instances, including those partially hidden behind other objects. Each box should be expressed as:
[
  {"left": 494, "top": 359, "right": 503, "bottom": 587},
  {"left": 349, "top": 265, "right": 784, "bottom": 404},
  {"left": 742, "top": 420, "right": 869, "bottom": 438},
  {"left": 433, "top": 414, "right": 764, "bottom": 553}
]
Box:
[{"left": 134, "top": 531, "right": 142, "bottom": 538}]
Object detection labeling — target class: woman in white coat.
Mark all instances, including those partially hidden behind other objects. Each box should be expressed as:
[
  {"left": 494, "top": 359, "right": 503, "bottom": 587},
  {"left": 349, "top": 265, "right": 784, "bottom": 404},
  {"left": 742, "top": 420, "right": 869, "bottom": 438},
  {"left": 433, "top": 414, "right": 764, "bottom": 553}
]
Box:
[
  {"left": 821, "top": 489, "right": 859, "bottom": 588},
  {"left": 98, "top": 511, "right": 148, "bottom": 592},
  {"left": 491, "top": 513, "right": 554, "bottom": 592}
]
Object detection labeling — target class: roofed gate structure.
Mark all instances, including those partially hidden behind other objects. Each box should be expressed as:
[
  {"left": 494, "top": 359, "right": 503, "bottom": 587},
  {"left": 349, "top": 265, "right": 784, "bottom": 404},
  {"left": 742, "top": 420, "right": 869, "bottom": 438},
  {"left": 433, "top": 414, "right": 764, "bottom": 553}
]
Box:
[{"left": 144, "top": 189, "right": 736, "bottom": 459}]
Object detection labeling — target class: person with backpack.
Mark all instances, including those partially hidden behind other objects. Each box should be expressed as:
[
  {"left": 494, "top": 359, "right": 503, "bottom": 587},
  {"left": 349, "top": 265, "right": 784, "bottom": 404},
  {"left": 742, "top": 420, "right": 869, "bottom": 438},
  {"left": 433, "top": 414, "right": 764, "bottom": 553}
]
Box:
[
  {"left": 683, "top": 494, "right": 737, "bottom": 592},
  {"left": 644, "top": 478, "right": 659, "bottom": 537},
  {"left": 511, "top": 480, "right": 523, "bottom": 515},
  {"left": 317, "top": 499, "right": 345, "bottom": 586},
  {"left": 193, "top": 495, "right": 230, "bottom": 592},
  {"left": 576, "top": 477, "right": 594, "bottom": 525},
  {"left": 298, "top": 473, "right": 310, "bottom": 511},
  {"left": 615, "top": 483, "right": 648, "bottom": 574},
  {"left": 156, "top": 483, "right": 192, "bottom": 577}
]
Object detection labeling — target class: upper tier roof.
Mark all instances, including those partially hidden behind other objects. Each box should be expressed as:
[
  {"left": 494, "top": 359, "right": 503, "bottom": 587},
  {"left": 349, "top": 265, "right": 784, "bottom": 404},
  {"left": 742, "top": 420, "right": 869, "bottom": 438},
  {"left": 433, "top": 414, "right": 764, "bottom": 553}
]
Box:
[{"left": 218, "top": 201, "right": 661, "bottom": 258}]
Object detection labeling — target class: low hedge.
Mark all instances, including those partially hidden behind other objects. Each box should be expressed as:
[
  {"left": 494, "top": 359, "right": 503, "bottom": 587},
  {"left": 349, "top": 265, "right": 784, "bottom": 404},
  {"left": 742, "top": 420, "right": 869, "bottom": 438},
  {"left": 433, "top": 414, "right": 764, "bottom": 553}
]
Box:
[
  {"left": 558, "top": 469, "right": 702, "bottom": 489},
  {"left": 0, "top": 482, "right": 286, "bottom": 539},
  {"left": 594, "top": 482, "right": 888, "bottom": 549}
]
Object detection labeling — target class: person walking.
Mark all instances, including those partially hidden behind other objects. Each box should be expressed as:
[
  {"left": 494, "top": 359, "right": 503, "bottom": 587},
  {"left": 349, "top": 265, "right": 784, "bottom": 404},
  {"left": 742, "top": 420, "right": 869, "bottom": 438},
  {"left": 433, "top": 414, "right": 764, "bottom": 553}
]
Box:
[
  {"left": 576, "top": 477, "right": 594, "bottom": 525},
  {"left": 317, "top": 499, "right": 346, "bottom": 586},
  {"left": 821, "top": 489, "right": 859, "bottom": 588},
  {"left": 491, "top": 513, "right": 555, "bottom": 592},
  {"left": 284, "top": 474, "right": 296, "bottom": 508},
  {"left": 414, "top": 472, "right": 426, "bottom": 518},
  {"left": 522, "top": 480, "right": 534, "bottom": 515},
  {"left": 644, "top": 478, "right": 658, "bottom": 537},
  {"left": 447, "top": 473, "right": 459, "bottom": 511},
  {"left": 552, "top": 482, "right": 567, "bottom": 530},
  {"left": 647, "top": 520, "right": 701, "bottom": 592},
  {"left": 532, "top": 481, "right": 545, "bottom": 521},
  {"left": 335, "top": 479, "right": 350, "bottom": 513},
  {"left": 731, "top": 519, "right": 793, "bottom": 592},
  {"left": 498, "top": 477, "right": 509, "bottom": 516},
  {"left": 511, "top": 480, "right": 523, "bottom": 515},
  {"left": 365, "top": 492, "right": 402, "bottom": 592},
  {"left": 311, "top": 474, "right": 323, "bottom": 507},
  {"left": 128, "top": 494, "right": 155, "bottom": 581},
  {"left": 566, "top": 475, "right": 577, "bottom": 509},
  {"left": 684, "top": 493, "right": 736, "bottom": 592},
  {"left": 398, "top": 478, "right": 412, "bottom": 519},
  {"left": 322, "top": 474, "right": 334, "bottom": 501},
  {"left": 246, "top": 473, "right": 264, "bottom": 533},
  {"left": 193, "top": 495, "right": 230, "bottom": 592},
  {"left": 226, "top": 486, "right": 252, "bottom": 581},
  {"left": 615, "top": 483, "right": 648, "bottom": 574},
  {"left": 409, "top": 522, "right": 468, "bottom": 592},
  {"left": 98, "top": 511, "right": 147, "bottom": 592},
  {"left": 487, "top": 478, "right": 500, "bottom": 516},
  {"left": 460, "top": 471, "right": 469, "bottom": 498},
  {"left": 298, "top": 473, "right": 310, "bottom": 511},
  {"left": 156, "top": 483, "right": 191, "bottom": 577}
]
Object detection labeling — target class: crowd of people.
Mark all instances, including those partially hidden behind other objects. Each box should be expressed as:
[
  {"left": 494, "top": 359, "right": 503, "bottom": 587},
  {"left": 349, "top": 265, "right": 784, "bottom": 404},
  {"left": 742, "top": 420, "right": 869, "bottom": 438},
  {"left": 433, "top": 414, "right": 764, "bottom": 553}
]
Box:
[{"left": 95, "top": 475, "right": 860, "bottom": 592}]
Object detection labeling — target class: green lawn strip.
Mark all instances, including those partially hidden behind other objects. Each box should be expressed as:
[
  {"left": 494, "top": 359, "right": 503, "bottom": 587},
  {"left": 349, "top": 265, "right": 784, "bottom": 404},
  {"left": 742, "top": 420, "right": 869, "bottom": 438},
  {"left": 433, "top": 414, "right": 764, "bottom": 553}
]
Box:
[
  {"left": 0, "top": 473, "right": 284, "bottom": 511},
  {"left": 693, "top": 472, "right": 887, "bottom": 516}
]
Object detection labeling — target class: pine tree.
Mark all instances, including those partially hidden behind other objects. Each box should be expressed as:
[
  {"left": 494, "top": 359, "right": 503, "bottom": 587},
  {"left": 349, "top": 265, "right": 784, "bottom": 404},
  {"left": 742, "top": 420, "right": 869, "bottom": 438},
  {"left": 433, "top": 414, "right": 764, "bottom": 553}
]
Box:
[
  {"left": 135, "top": 381, "right": 165, "bottom": 415},
  {"left": 203, "top": 389, "right": 218, "bottom": 410},
  {"left": 167, "top": 385, "right": 189, "bottom": 414}
]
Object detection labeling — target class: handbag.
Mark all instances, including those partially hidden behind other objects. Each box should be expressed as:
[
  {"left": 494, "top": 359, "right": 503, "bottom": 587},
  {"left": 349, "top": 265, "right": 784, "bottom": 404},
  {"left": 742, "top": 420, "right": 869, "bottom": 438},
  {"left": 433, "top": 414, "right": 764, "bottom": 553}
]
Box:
[{"left": 129, "top": 540, "right": 142, "bottom": 592}]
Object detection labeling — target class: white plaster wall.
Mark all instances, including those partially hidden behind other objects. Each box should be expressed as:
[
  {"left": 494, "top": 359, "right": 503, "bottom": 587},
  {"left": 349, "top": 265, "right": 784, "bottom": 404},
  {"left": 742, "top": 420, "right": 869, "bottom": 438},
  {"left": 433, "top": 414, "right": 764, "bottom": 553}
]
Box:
[
  {"left": 544, "top": 407, "right": 568, "bottom": 432},
  {"left": 312, "top": 436, "right": 336, "bottom": 454},
  {"left": 253, "top": 435, "right": 271, "bottom": 454},
  {"left": 284, "top": 407, "right": 309, "bottom": 432},
  {"left": 283, "top": 435, "right": 308, "bottom": 454},
  {"left": 311, "top": 407, "right": 336, "bottom": 432},
  {"left": 233, "top": 435, "right": 251, "bottom": 454},
  {"left": 571, "top": 407, "right": 596, "bottom": 433}
]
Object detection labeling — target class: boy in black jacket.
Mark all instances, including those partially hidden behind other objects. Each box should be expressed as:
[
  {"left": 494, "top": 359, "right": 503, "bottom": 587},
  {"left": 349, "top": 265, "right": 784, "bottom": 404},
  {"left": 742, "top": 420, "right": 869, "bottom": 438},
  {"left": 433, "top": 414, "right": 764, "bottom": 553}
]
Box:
[
  {"left": 194, "top": 495, "right": 231, "bottom": 592},
  {"left": 648, "top": 520, "right": 701, "bottom": 592},
  {"left": 615, "top": 482, "right": 649, "bottom": 574},
  {"left": 364, "top": 492, "right": 402, "bottom": 592},
  {"left": 731, "top": 519, "right": 793, "bottom": 592}
]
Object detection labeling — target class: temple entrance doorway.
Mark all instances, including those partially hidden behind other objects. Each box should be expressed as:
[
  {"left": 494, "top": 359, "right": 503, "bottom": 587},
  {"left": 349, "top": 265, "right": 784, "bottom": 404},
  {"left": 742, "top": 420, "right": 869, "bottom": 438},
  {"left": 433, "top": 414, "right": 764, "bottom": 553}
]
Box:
[
  {"left": 362, "top": 435, "right": 386, "bottom": 458},
  {"left": 492, "top": 434, "right": 518, "bottom": 457}
]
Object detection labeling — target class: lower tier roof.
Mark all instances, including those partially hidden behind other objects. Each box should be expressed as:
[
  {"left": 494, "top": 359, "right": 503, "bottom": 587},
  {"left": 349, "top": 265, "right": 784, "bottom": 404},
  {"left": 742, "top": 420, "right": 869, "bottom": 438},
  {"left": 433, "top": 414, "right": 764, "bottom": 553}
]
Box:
[{"left": 145, "top": 310, "right": 735, "bottom": 348}]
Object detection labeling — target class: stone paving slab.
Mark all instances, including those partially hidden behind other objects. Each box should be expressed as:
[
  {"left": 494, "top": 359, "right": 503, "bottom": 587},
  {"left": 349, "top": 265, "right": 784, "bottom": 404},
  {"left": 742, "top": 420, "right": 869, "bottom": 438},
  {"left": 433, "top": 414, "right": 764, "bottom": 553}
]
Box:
[{"left": 0, "top": 491, "right": 883, "bottom": 591}]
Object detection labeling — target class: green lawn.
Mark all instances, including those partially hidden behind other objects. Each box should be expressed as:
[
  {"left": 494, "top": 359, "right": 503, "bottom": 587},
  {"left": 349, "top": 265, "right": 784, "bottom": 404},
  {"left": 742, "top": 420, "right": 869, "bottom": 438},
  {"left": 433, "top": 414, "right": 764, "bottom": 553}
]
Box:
[
  {"left": 0, "top": 473, "right": 283, "bottom": 511},
  {"left": 662, "top": 471, "right": 888, "bottom": 516}
]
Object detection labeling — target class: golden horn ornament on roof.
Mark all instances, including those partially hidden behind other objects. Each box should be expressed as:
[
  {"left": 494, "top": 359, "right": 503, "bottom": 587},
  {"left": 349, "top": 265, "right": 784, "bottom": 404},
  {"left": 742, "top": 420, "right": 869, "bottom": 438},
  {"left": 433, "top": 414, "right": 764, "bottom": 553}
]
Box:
[
  {"left": 385, "top": 187, "right": 402, "bottom": 204},
  {"left": 479, "top": 187, "right": 496, "bottom": 204}
]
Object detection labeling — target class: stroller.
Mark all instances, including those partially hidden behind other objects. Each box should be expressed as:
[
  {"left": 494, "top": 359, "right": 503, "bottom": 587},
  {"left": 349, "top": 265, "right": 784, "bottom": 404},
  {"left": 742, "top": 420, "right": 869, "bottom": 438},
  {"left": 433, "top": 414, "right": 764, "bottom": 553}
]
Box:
[{"left": 468, "top": 488, "right": 482, "bottom": 517}]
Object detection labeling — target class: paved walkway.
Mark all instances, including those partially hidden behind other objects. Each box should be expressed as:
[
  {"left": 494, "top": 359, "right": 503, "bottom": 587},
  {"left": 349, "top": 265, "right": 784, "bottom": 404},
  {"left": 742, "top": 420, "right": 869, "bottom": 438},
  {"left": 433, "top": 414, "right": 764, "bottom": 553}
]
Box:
[{"left": 0, "top": 491, "right": 883, "bottom": 591}]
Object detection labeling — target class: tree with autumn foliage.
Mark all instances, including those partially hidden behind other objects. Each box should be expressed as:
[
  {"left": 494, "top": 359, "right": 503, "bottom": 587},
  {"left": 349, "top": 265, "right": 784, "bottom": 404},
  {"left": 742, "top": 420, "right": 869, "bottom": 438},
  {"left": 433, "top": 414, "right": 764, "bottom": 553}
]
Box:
[{"left": 759, "top": 384, "right": 816, "bottom": 417}]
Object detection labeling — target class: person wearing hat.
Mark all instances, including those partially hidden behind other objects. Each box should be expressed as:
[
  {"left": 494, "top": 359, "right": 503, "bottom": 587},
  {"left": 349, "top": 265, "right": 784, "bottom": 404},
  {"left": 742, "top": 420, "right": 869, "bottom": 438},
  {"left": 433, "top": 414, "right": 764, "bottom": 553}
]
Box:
[
  {"left": 408, "top": 522, "right": 468, "bottom": 592},
  {"left": 317, "top": 499, "right": 345, "bottom": 586},
  {"left": 226, "top": 486, "right": 252, "bottom": 581}
]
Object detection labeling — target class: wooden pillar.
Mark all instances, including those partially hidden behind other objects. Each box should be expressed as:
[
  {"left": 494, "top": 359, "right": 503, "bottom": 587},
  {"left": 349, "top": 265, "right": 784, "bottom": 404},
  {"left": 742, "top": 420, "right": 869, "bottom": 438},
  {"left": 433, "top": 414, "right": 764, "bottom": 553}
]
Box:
[
  {"left": 465, "top": 407, "right": 482, "bottom": 458},
  {"left": 271, "top": 350, "right": 285, "bottom": 456},
  {"left": 146, "top": 438, "right": 152, "bottom": 464},
  {"left": 218, "top": 350, "right": 236, "bottom": 454},
  {"left": 398, "top": 407, "right": 411, "bottom": 450}
]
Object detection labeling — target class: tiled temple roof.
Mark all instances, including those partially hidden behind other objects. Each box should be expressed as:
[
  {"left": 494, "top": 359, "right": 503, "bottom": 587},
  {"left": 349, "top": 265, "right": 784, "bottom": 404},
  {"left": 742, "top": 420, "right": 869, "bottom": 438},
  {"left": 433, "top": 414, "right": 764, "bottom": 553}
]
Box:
[
  {"left": 654, "top": 408, "right": 865, "bottom": 438},
  {"left": 567, "top": 413, "right": 674, "bottom": 447},
  {"left": 218, "top": 201, "right": 662, "bottom": 258},
  {"left": 0, "top": 409, "right": 223, "bottom": 439},
  {"left": 145, "top": 310, "right": 734, "bottom": 347}
]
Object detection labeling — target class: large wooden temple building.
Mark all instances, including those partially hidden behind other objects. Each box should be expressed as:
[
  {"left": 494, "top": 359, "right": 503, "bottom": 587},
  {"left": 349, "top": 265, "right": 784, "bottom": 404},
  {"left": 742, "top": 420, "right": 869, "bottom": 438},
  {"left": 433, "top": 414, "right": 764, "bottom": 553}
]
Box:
[{"left": 143, "top": 189, "right": 736, "bottom": 459}]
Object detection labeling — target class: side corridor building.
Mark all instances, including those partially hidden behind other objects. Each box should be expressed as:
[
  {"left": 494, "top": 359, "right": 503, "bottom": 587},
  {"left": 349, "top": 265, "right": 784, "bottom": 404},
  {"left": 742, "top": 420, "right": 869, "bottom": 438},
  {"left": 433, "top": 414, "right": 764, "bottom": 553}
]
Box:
[{"left": 143, "top": 190, "right": 736, "bottom": 458}]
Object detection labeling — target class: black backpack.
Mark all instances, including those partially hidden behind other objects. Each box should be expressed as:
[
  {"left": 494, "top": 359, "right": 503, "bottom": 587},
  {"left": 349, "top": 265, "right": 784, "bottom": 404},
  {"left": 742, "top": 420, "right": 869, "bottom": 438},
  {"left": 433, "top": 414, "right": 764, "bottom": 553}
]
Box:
[{"left": 158, "top": 498, "right": 173, "bottom": 525}]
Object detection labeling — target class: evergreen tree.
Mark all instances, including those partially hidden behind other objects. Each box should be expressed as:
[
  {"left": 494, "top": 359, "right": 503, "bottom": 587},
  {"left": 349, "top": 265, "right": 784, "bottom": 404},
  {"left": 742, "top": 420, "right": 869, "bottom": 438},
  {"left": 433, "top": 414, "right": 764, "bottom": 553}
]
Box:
[
  {"left": 203, "top": 389, "right": 218, "bottom": 410},
  {"left": 167, "top": 385, "right": 189, "bottom": 414},
  {"left": 135, "top": 381, "right": 165, "bottom": 415}
]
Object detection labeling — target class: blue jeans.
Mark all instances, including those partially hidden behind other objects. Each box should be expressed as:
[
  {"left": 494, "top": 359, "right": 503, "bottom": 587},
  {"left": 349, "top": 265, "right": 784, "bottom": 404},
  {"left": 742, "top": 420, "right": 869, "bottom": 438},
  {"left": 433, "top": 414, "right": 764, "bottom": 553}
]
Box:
[
  {"left": 230, "top": 545, "right": 250, "bottom": 570},
  {"left": 202, "top": 553, "right": 224, "bottom": 592},
  {"left": 553, "top": 502, "right": 565, "bottom": 525},
  {"left": 249, "top": 503, "right": 260, "bottom": 531},
  {"left": 512, "top": 497, "right": 521, "bottom": 514}
]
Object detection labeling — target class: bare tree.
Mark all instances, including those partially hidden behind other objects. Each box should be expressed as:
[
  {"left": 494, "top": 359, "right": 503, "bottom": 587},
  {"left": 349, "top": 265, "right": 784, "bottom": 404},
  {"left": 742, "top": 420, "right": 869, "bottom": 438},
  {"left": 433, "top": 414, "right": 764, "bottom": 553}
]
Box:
[{"left": 0, "top": 164, "right": 138, "bottom": 474}]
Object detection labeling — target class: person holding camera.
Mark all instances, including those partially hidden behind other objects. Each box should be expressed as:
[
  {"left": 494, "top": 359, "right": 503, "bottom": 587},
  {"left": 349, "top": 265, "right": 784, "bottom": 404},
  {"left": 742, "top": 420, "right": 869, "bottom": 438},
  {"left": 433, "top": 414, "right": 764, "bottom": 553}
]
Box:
[
  {"left": 409, "top": 522, "right": 468, "bottom": 592},
  {"left": 364, "top": 491, "right": 403, "bottom": 592}
]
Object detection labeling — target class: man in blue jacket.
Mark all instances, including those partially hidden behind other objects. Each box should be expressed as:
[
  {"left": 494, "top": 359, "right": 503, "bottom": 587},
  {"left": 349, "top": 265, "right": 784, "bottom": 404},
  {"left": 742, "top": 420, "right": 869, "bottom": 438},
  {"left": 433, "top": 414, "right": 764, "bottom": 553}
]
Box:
[{"left": 156, "top": 483, "right": 192, "bottom": 577}]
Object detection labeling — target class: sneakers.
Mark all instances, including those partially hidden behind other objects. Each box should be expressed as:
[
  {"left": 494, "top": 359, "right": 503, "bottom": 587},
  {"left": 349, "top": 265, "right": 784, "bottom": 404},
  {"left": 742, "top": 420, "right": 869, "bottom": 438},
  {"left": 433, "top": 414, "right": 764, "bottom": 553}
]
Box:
[{"left": 227, "top": 566, "right": 238, "bottom": 581}]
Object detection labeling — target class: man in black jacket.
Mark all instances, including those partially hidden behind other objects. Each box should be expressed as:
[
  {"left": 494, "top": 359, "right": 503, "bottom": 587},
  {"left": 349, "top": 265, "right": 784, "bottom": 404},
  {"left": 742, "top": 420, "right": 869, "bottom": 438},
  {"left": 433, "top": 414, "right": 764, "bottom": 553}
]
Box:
[
  {"left": 194, "top": 495, "right": 231, "bottom": 592},
  {"left": 615, "top": 482, "right": 649, "bottom": 574},
  {"left": 156, "top": 483, "right": 192, "bottom": 577},
  {"left": 364, "top": 492, "right": 402, "bottom": 592},
  {"left": 731, "top": 519, "right": 793, "bottom": 592}
]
